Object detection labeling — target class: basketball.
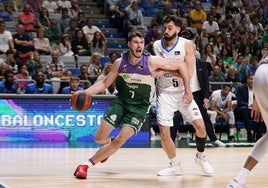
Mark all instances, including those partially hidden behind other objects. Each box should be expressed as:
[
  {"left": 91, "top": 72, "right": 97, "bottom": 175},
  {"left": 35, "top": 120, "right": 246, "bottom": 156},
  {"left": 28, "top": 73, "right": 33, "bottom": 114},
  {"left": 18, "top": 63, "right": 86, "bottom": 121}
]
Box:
[{"left": 71, "top": 91, "right": 92, "bottom": 112}]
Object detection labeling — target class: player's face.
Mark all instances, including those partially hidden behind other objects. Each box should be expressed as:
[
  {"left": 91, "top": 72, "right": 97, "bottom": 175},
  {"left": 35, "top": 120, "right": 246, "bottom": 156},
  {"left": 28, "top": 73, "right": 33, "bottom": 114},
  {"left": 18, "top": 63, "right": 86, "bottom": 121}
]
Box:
[
  {"left": 128, "top": 36, "right": 144, "bottom": 58},
  {"left": 163, "top": 21, "right": 180, "bottom": 41}
]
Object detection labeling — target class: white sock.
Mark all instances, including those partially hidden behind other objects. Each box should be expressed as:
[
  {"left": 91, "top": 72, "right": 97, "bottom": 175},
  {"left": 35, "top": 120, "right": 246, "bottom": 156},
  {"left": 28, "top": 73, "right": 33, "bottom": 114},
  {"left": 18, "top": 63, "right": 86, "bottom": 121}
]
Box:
[
  {"left": 236, "top": 167, "right": 250, "bottom": 185},
  {"left": 197, "top": 151, "right": 204, "bottom": 158},
  {"left": 169, "top": 157, "right": 179, "bottom": 166}
]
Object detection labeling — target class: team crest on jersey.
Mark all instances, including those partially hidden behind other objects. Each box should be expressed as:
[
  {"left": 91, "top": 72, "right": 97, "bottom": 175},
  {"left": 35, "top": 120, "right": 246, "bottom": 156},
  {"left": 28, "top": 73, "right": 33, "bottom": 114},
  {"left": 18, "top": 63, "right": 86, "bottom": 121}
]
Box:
[
  {"left": 193, "top": 107, "right": 199, "bottom": 116},
  {"left": 110, "top": 114, "right": 117, "bottom": 122},
  {"left": 174, "top": 51, "right": 180, "bottom": 55}
]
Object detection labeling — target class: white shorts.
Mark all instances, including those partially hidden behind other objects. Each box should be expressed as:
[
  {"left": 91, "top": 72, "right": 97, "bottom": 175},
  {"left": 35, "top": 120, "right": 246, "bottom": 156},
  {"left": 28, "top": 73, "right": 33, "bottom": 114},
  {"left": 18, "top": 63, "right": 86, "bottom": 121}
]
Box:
[{"left": 156, "top": 91, "right": 202, "bottom": 127}]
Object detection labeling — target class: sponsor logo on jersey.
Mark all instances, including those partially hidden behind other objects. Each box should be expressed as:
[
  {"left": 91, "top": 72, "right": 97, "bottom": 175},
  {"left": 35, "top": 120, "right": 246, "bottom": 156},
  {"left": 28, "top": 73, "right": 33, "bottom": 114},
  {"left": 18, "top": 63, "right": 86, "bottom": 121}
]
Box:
[{"left": 174, "top": 51, "right": 180, "bottom": 55}]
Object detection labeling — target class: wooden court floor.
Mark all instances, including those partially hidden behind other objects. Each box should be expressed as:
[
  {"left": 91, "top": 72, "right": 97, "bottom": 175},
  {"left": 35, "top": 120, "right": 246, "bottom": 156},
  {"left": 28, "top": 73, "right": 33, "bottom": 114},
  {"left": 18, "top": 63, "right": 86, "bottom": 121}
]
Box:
[{"left": 1, "top": 145, "right": 268, "bottom": 188}]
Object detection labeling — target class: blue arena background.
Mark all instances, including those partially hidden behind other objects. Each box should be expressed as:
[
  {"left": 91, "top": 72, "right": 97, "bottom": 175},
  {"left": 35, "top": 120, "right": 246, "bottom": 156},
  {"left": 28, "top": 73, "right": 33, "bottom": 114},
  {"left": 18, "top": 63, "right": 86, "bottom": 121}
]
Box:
[{"left": 0, "top": 95, "right": 150, "bottom": 142}]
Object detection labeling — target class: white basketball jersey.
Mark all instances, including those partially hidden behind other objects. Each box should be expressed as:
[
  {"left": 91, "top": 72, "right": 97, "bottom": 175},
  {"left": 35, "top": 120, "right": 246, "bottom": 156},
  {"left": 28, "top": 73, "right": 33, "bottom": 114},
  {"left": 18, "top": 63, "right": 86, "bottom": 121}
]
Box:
[{"left": 153, "top": 37, "right": 196, "bottom": 92}]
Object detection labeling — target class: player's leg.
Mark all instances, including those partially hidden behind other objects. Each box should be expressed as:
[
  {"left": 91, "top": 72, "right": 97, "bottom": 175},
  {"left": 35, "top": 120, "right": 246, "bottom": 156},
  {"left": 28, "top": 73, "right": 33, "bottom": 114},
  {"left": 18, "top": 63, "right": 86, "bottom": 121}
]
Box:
[
  {"left": 226, "top": 65, "right": 268, "bottom": 187},
  {"left": 157, "top": 93, "right": 182, "bottom": 176},
  {"left": 180, "top": 100, "right": 214, "bottom": 175}
]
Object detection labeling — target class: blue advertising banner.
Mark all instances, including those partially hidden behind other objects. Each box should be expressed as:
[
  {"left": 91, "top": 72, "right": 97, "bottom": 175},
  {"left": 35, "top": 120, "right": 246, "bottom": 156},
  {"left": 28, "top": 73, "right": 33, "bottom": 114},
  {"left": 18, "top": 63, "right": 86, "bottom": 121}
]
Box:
[{"left": 0, "top": 95, "right": 150, "bottom": 142}]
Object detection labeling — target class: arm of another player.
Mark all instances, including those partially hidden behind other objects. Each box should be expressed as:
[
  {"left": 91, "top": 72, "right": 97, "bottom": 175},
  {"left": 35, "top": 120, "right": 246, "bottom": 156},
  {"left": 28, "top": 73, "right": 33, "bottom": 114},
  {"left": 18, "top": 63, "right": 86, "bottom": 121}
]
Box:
[
  {"left": 149, "top": 56, "right": 193, "bottom": 103},
  {"left": 184, "top": 40, "right": 196, "bottom": 78},
  {"left": 83, "top": 58, "right": 120, "bottom": 95}
]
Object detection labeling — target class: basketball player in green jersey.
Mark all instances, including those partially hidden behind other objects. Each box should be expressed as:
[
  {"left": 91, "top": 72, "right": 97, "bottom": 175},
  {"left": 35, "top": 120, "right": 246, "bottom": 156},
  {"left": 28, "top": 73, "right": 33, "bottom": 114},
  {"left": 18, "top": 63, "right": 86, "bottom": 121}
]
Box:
[{"left": 73, "top": 30, "right": 193, "bottom": 179}]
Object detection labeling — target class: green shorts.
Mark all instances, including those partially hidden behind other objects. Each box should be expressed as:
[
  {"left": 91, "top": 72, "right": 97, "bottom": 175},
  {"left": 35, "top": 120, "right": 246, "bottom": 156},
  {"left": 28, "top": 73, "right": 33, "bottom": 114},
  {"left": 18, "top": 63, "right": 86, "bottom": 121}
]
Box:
[{"left": 102, "top": 97, "right": 149, "bottom": 134}]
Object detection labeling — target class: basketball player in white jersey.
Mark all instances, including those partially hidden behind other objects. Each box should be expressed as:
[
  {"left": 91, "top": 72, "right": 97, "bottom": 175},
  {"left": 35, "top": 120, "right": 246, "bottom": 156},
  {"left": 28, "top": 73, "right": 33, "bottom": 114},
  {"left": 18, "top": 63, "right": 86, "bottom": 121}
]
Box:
[
  {"left": 226, "top": 55, "right": 268, "bottom": 188},
  {"left": 153, "top": 15, "right": 214, "bottom": 176}
]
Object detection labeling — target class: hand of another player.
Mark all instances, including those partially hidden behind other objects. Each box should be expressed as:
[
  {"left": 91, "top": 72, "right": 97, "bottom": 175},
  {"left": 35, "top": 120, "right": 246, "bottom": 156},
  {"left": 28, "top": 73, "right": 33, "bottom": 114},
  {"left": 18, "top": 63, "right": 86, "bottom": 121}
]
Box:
[
  {"left": 151, "top": 69, "right": 167, "bottom": 78},
  {"left": 183, "top": 91, "right": 193, "bottom": 104},
  {"left": 251, "top": 99, "right": 263, "bottom": 122}
]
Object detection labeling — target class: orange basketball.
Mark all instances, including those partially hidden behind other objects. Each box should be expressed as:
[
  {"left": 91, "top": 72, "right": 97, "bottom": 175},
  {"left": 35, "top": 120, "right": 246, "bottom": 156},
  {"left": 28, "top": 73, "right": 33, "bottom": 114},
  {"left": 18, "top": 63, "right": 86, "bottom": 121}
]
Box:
[{"left": 71, "top": 91, "right": 92, "bottom": 112}]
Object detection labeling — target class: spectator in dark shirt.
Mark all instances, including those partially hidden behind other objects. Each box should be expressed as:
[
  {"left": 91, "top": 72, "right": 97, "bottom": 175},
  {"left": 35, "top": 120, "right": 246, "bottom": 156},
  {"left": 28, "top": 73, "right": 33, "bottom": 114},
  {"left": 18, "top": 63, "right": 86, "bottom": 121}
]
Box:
[{"left": 25, "top": 71, "right": 54, "bottom": 94}]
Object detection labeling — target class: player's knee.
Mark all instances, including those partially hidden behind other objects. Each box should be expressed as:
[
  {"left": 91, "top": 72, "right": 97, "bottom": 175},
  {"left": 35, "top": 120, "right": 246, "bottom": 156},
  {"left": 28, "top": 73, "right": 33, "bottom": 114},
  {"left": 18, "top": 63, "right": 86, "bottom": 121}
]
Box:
[{"left": 94, "top": 134, "right": 108, "bottom": 144}]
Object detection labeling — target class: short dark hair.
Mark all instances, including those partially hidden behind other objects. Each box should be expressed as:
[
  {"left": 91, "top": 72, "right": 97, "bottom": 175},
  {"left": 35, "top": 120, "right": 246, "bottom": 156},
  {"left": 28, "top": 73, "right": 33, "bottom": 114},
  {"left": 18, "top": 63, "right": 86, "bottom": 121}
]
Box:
[
  {"left": 127, "top": 30, "right": 144, "bottom": 41},
  {"left": 163, "top": 15, "right": 182, "bottom": 27}
]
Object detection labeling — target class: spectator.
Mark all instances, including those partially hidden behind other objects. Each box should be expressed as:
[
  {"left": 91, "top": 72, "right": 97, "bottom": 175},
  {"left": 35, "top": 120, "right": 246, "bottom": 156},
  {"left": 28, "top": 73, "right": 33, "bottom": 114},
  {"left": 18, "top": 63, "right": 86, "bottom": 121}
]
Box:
[
  {"left": 59, "top": 7, "right": 71, "bottom": 33},
  {"left": 13, "top": 24, "right": 34, "bottom": 64},
  {"left": 78, "top": 64, "right": 92, "bottom": 89},
  {"left": 68, "top": 0, "right": 82, "bottom": 18},
  {"left": 0, "top": 62, "right": 10, "bottom": 81},
  {"left": 5, "top": 49, "right": 20, "bottom": 74},
  {"left": 25, "top": 71, "right": 54, "bottom": 94},
  {"left": 71, "top": 29, "right": 91, "bottom": 56},
  {"left": 61, "top": 76, "right": 83, "bottom": 94},
  {"left": 44, "top": 18, "right": 62, "bottom": 48},
  {"left": 210, "top": 5, "right": 222, "bottom": 22},
  {"left": 57, "top": 0, "right": 71, "bottom": 11},
  {"left": 248, "top": 56, "right": 259, "bottom": 75},
  {"left": 58, "top": 69, "right": 72, "bottom": 93},
  {"left": 233, "top": 53, "right": 249, "bottom": 83},
  {"left": 90, "top": 31, "right": 106, "bottom": 57},
  {"left": 87, "top": 52, "right": 102, "bottom": 84},
  {"left": 219, "top": 14, "right": 235, "bottom": 35},
  {"left": 257, "top": 7, "right": 268, "bottom": 32},
  {"left": 0, "top": 2, "right": 11, "bottom": 21},
  {"left": 42, "top": 0, "right": 58, "bottom": 13},
  {"left": 107, "top": 51, "right": 119, "bottom": 64},
  {"left": 45, "top": 50, "right": 66, "bottom": 93},
  {"left": 151, "top": 1, "right": 174, "bottom": 28},
  {"left": 225, "top": 65, "right": 241, "bottom": 95},
  {"left": 82, "top": 17, "right": 107, "bottom": 45},
  {"left": 234, "top": 7, "right": 251, "bottom": 27},
  {"left": 33, "top": 28, "right": 51, "bottom": 55},
  {"left": 208, "top": 84, "right": 236, "bottom": 141},
  {"left": 14, "top": 64, "right": 31, "bottom": 93},
  {"left": 209, "top": 65, "right": 225, "bottom": 93},
  {"left": 106, "top": 0, "right": 120, "bottom": 20},
  {"left": 27, "top": 51, "right": 43, "bottom": 78},
  {"left": 225, "top": 0, "right": 240, "bottom": 16},
  {"left": 248, "top": 14, "right": 265, "bottom": 41},
  {"left": 125, "top": 0, "right": 144, "bottom": 34},
  {"left": 203, "top": 43, "right": 216, "bottom": 65},
  {"left": 223, "top": 34, "right": 235, "bottom": 58},
  {"left": 27, "top": 0, "right": 42, "bottom": 13},
  {"left": 76, "top": 12, "right": 87, "bottom": 29},
  {"left": 211, "top": 34, "right": 223, "bottom": 56},
  {"left": 220, "top": 46, "right": 233, "bottom": 68},
  {"left": 36, "top": 8, "right": 51, "bottom": 29},
  {"left": 189, "top": 0, "right": 207, "bottom": 33},
  {"left": 58, "top": 34, "right": 73, "bottom": 56},
  {"left": 215, "top": 57, "right": 226, "bottom": 79},
  {"left": 235, "top": 17, "right": 250, "bottom": 35},
  {"left": 0, "top": 70, "right": 18, "bottom": 93},
  {"left": 64, "top": 18, "right": 79, "bottom": 40},
  {"left": 96, "top": 62, "right": 112, "bottom": 82},
  {"left": 18, "top": 4, "right": 36, "bottom": 38},
  {"left": 6, "top": 0, "right": 23, "bottom": 15},
  {"left": 0, "top": 20, "right": 15, "bottom": 55},
  {"left": 234, "top": 74, "right": 266, "bottom": 142},
  {"left": 201, "top": 13, "right": 220, "bottom": 46},
  {"left": 145, "top": 24, "right": 159, "bottom": 46},
  {"left": 113, "top": 0, "right": 130, "bottom": 33}
]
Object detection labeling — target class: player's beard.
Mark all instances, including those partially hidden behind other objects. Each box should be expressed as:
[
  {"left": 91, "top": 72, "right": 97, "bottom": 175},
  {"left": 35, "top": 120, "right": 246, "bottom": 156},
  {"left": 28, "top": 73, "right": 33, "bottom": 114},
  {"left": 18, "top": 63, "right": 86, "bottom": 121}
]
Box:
[{"left": 164, "top": 32, "right": 177, "bottom": 41}]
